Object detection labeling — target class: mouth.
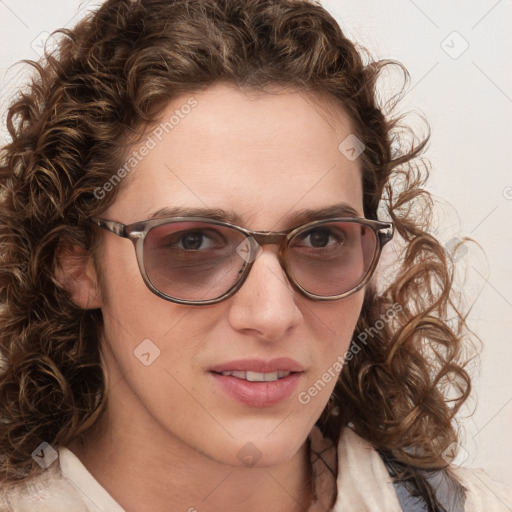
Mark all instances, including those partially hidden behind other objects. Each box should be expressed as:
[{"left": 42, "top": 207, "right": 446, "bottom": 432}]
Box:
[
  {"left": 213, "top": 370, "right": 293, "bottom": 382},
  {"left": 209, "top": 358, "right": 304, "bottom": 407}
]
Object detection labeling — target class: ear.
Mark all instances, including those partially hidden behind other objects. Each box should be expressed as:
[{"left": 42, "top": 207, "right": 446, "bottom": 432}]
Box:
[{"left": 55, "top": 244, "right": 103, "bottom": 309}]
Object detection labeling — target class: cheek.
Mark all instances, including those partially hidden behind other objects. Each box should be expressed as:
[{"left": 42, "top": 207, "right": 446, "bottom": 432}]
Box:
[
  {"left": 299, "top": 291, "right": 363, "bottom": 402},
  {"left": 98, "top": 236, "right": 167, "bottom": 332},
  {"left": 309, "top": 290, "right": 364, "bottom": 351},
  {"left": 97, "top": 235, "right": 217, "bottom": 371},
  {"left": 97, "top": 264, "right": 210, "bottom": 430}
]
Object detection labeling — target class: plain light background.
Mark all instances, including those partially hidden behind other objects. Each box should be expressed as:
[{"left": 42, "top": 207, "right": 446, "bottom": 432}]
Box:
[{"left": 0, "top": 0, "right": 510, "bottom": 486}]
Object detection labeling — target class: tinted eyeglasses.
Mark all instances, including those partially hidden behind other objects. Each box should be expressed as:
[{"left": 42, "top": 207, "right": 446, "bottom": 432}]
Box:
[{"left": 91, "top": 216, "right": 394, "bottom": 305}]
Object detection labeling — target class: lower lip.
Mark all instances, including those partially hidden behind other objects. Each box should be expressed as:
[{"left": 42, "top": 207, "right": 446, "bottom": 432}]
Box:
[{"left": 210, "top": 372, "right": 302, "bottom": 407}]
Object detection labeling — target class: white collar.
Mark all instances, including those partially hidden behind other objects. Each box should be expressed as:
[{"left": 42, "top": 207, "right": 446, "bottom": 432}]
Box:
[{"left": 59, "top": 446, "right": 125, "bottom": 511}]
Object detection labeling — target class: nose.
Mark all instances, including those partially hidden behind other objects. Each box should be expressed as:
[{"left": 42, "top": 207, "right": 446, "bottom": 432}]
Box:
[{"left": 227, "top": 247, "right": 303, "bottom": 341}]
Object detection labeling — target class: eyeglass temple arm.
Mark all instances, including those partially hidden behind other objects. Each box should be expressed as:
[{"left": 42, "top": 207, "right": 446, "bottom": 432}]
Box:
[
  {"left": 378, "top": 223, "right": 394, "bottom": 246},
  {"left": 91, "top": 218, "right": 127, "bottom": 237}
]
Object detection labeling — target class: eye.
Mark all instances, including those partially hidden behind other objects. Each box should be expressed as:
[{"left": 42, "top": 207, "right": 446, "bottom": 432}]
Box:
[
  {"left": 178, "top": 231, "right": 215, "bottom": 251},
  {"left": 150, "top": 227, "right": 228, "bottom": 252},
  {"left": 294, "top": 227, "right": 346, "bottom": 249}
]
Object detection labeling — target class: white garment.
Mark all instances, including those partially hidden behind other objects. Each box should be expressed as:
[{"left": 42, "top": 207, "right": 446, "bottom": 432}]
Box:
[
  {"left": 334, "top": 429, "right": 512, "bottom": 512},
  {"left": 0, "top": 445, "right": 123, "bottom": 512},
  {"left": 0, "top": 428, "right": 510, "bottom": 511}
]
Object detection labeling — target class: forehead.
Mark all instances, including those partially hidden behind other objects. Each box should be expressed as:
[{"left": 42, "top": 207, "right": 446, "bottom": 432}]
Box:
[{"left": 108, "top": 84, "right": 364, "bottom": 229}]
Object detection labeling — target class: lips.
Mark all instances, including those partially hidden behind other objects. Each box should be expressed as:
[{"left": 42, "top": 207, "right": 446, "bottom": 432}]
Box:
[{"left": 209, "top": 358, "right": 304, "bottom": 407}]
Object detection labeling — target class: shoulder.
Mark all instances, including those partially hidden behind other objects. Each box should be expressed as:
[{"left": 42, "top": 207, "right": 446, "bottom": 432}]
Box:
[
  {"left": 0, "top": 454, "right": 89, "bottom": 512},
  {"left": 335, "top": 427, "right": 512, "bottom": 512},
  {"left": 449, "top": 465, "right": 512, "bottom": 511}
]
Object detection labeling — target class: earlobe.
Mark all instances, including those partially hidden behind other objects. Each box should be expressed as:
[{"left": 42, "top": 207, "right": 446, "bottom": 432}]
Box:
[{"left": 56, "top": 244, "right": 103, "bottom": 309}]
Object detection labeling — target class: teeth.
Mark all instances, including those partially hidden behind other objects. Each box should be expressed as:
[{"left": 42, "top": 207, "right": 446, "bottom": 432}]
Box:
[
  {"left": 229, "top": 370, "right": 246, "bottom": 379},
  {"left": 246, "top": 371, "right": 267, "bottom": 382},
  {"left": 220, "top": 370, "right": 291, "bottom": 382}
]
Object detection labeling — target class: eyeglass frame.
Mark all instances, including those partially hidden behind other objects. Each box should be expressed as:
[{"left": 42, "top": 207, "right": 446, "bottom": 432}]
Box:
[{"left": 90, "top": 216, "right": 394, "bottom": 306}]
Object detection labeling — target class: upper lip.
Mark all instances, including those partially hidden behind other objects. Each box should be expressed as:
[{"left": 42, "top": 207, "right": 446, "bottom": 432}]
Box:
[{"left": 210, "top": 357, "right": 305, "bottom": 373}]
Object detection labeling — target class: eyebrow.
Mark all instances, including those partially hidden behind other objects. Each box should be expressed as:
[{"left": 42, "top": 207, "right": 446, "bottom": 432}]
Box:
[{"left": 148, "top": 203, "right": 361, "bottom": 228}]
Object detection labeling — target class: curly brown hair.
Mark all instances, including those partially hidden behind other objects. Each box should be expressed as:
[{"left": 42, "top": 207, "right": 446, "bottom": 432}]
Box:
[{"left": 0, "top": 0, "right": 473, "bottom": 504}]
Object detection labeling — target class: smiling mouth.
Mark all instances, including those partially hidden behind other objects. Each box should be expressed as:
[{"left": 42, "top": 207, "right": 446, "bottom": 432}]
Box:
[
  {"left": 213, "top": 370, "right": 293, "bottom": 382},
  {"left": 210, "top": 365, "right": 302, "bottom": 407}
]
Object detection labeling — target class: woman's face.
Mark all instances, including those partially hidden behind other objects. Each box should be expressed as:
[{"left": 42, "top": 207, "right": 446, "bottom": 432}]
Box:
[{"left": 94, "top": 84, "right": 365, "bottom": 467}]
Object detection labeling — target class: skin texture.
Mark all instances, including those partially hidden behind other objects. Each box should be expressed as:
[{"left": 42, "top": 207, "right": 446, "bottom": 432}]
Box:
[{"left": 68, "top": 84, "right": 366, "bottom": 512}]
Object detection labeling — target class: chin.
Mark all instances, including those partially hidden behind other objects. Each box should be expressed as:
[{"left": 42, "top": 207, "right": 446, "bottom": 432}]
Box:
[{"left": 204, "top": 421, "right": 311, "bottom": 469}]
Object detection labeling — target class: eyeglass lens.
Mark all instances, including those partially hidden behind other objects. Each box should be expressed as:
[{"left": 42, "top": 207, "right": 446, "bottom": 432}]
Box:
[{"left": 142, "top": 220, "right": 378, "bottom": 301}]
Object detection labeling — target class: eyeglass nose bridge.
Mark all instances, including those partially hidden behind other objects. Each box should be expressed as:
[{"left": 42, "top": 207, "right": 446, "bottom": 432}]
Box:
[
  {"left": 251, "top": 231, "right": 288, "bottom": 246},
  {"left": 237, "top": 231, "right": 289, "bottom": 264}
]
